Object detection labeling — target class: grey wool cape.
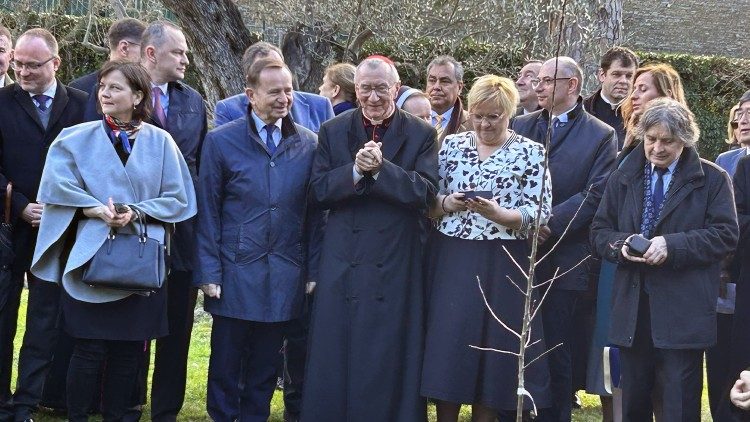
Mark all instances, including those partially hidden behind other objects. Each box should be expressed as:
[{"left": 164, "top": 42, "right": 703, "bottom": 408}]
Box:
[{"left": 31, "top": 121, "right": 197, "bottom": 303}]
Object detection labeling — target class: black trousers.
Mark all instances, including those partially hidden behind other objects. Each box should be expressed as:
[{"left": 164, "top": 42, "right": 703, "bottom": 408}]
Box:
[
  {"left": 8, "top": 275, "right": 62, "bottom": 421},
  {"left": 619, "top": 292, "right": 703, "bottom": 422},
  {"left": 66, "top": 339, "right": 143, "bottom": 422},
  {"left": 0, "top": 269, "right": 23, "bottom": 406},
  {"left": 282, "top": 292, "right": 313, "bottom": 418},
  {"left": 541, "top": 289, "right": 580, "bottom": 422},
  {"left": 126, "top": 270, "right": 196, "bottom": 422},
  {"left": 207, "top": 316, "right": 284, "bottom": 422},
  {"left": 706, "top": 312, "right": 734, "bottom": 418}
]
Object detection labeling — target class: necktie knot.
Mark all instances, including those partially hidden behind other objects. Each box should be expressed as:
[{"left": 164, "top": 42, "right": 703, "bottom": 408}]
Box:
[
  {"left": 654, "top": 167, "right": 668, "bottom": 177},
  {"left": 264, "top": 124, "right": 277, "bottom": 154},
  {"left": 33, "top": 94, "right": 51, "bottom": 111}
]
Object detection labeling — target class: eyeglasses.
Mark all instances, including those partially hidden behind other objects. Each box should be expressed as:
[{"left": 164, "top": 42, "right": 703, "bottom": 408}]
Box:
[
  {"left": 356, "top": 83, "right": 394, "bottom": 97},
  {"left": 531, "top": 77, "right": 572, "bottom": 89},
  {"left": 733, "top": 109, "right": 750, "bottom": 124},
  {"left": 11, "top": 56, "right": 55, "bottom": 71},
  {"left": 469, "top": 113, "right": 504, "bottom": 124}
]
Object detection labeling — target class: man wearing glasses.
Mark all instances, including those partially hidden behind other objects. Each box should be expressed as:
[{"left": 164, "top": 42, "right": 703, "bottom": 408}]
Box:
[
  {"left": 0, "top": 28, "right": 86, "bottom": 422},
  {"left": 301, "top": 56, "right": 438, "bottom": 421},
  {"left": 511, "top": 56, "right": 617, "bottom": 422},
  {"left": 69, "top": 18, "right": 146, "bottom": 122}
]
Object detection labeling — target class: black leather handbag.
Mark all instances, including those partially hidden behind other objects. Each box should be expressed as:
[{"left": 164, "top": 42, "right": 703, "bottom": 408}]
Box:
[{"left": 82, "top": 207, "right": 166, "bottom": 292}]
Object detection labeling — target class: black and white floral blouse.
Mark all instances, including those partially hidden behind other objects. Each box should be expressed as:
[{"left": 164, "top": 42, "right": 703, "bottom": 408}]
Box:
[{"left": 437, "top": 130, "right": 552, "bottom": 240}]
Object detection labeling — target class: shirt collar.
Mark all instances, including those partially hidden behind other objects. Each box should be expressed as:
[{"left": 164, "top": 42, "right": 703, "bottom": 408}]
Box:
[
  {"left": 28, "top": 79, "right": 57, "bottom": 99},
  {"left": 431, "top": 105, "right": 455, "bottom": 121},
  {"left": 651, "top": 158, "right": 679, "bottom": 174},
  {"left": 599, "top": 90, "right": 623, "bottom": 110},
  {"left": 552, "top": 103, "right": 577, "bottom": 123},
  {"left": 150, "top": 82, "right": 168, "bottom": 96},
  {"left": 0, "top": 75, "right": 5, "bottom": 86},
  {"left": 251, "top": 111, "right": 282, "bottom": 134}
]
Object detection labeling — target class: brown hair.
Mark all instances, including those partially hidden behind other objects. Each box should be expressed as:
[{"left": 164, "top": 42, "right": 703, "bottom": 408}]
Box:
[
  {"left": 245, "top": 57, "right": 290, "bottom": 88},
  {"left": 97, "top": 60, "right": 153, "bottom": 121},
  {"left": 107, "top": 18, "right": 146, "bottom": 50},
  {"left": 620, "top": 63, "right": 686, "bottom": 148},
  {"left": 325, "top": 63, "right": 356, "bottom": 103},
  {"left": 18, "top": 28, "right": 58, "bottom": 57}
]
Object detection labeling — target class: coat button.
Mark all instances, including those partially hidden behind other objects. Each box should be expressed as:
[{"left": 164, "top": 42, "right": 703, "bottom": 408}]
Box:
[
  {"left": 271, "top": 205, "right": 277, "bottom": 211},
  {"left": 270, "top": 162, "right": 275, "bottom": 167}
]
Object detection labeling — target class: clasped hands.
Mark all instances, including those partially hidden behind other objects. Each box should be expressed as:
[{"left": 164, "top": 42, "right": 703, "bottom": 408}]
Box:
[
  {"left": 355, "top": 141, "right": 383, "bottom": 175},
  {"left": 83, "top": 197, "right": 134, "bottom": 228},
  {"left": 621, "top": 234, "right": 668, "bottom": 266}
]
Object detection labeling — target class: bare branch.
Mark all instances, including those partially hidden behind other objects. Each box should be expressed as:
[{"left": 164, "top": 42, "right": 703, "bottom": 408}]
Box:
[
  {"left": 505, "top": 275, "right": 527, "bottom": 297},
  {"left": 476, "top": 276, "right": 521, "bottom": 340},
  {"left": 537, "top": 186, "right": 592, "bottom": 265},
  {"left": 532, "top": 255, "right": 591, "bottom": 289},
  {"left": 469, "top": 345, "right": 520, "bottom": 357},
  {"left": 502, "top": 245, "right": 529, "bottom": 280},
  {"left": 524, "top": 342, "right": 563, "bottom": 369}
]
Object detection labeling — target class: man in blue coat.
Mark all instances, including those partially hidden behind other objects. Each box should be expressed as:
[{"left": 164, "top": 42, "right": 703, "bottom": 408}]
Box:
[
  {"left": 511, "top": 56, "right": 617, "bottom": 422},
  {"left": 195, "top": 57, "right": 323, "bottom": 422},
  {"left": 213, "top": 42, "right": 334, "bottom": 133}
]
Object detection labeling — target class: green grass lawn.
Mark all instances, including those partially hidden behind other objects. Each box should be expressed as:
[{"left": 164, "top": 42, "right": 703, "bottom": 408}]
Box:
[{"left": 10, "top": 289, "right": 714, "bottom": 421}]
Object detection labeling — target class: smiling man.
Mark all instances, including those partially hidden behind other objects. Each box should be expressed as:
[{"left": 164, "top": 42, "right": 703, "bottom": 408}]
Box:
[
  {"left": 0, "top": 28, "right": 86, "bottom": 422},
  {"left": 138, "top": 20, "right": 207, "bottom": 422},
  {"left": 584, "top": 47, "right": 638, "bottom": 149},
  {"left": 301, "top": 56, "right": 438, "bottom": 421}
]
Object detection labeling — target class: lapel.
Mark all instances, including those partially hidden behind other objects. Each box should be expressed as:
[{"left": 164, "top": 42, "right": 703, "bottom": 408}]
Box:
[
  {"left": 619, "top": 144, "right": 646, "bottom": 231},
  {"left": 347, "top": 108, "right": 369, "bottom": 159},
  {"left": 13, "top": 84, "right": 45, "bottom": 131},
  {"left": 165, "top": 81, "right": 185, "bottom": 131},
  {"left": 245, "top": 110, "right": 300, "bottom": 158},
  {"left": 2, "top": 75, "right": 12, "bottom": 87},
  {"left": 534, "top": 99, "right": 583, "bottom": 154},
  {"left": 47, "top": 81, "right": 69, "bottom": 134}
]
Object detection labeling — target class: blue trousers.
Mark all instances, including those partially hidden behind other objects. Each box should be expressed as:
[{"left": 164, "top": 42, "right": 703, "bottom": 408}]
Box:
[{"left": 207, "top": 315, "right": 285, "bottom": 422}]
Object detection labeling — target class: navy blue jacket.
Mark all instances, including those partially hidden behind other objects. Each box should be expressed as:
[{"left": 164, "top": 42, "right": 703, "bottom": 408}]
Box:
[
  {"left": 68, "top": 70, "right": 99, "bottom": 122},
  {"left": 195, "top": 112, "right": 323, "bottom": 322},
  {"left": 214, "top": 92, "right": 334, "bottom": 133},
  {"left": 512, "top": 98, "right": 617, "bottom": 290},
  {"left": 0, "top": 81, "right": 87, "bottom": 270}
]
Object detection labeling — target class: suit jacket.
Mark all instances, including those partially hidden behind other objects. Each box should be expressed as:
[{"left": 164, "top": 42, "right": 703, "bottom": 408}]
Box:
[
  {"left": 591, "top": 143, "right": 737, "bottom": 348},
  {"left": 583, "top": 89, "right": 626, "bottom": 149},
  {"left": 0, "top": 80, "right": 87, "bottom": 270},
  {"left": 512, "top": 98, "right": 617, "bottom": 290},
  {"left": 148, "top": 80, "right": 207, "bottom": 272},
  {"left": 214, "top": 91, "right": 334, "bottom": 133},
  {"left": 716, "top": 147, "right": 746, "bottom": 177},
  {"left": 68, "top": 70, "right": 100, "bottom": 122},
  {"left": 438, "top": 97, "right": 472, "bottom": 146}
]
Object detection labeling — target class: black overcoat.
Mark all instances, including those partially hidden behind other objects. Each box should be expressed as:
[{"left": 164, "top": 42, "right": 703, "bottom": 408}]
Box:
[
  {"left": 591, "top": 143, "right": 738, "bottom": 349},
  {"left": 301, "top": 108, "right": 438, "bottom": 422},
  {"left": 512, "top": 99, "right": 617, "bottom": 290}
]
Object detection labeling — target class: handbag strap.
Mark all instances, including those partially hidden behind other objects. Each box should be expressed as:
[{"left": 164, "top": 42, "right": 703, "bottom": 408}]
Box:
[{"left": 4, "top": 183, "right": 11, "bottom": 225}]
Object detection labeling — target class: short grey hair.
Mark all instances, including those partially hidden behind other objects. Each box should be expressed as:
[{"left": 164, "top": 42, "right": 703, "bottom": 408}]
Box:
[
  {"left": 355, "top": 57, "right": 400, "bottom": 84},
  {"left": 544, "top": 56, "right": 583, "bottom": 95},
  {"left": 426, "top": 55, "right": 464, "bottom": 82},
  {"left": 635, "top": 97, "right": 700, "bottom": 148},
  {"left": 140, "top": 20, "right": 183, "bottom": 55},
  {"left": 739, "top": 89, "right": 750, "bottom": 106}
]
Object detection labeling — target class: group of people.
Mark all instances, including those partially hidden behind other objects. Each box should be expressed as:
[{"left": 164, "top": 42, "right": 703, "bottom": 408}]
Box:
[{"left": 0, "top": 14, "right": 749, "bottom": 422}]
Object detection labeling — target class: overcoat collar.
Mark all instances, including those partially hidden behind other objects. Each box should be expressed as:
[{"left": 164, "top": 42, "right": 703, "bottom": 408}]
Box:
[
  {"left": 346, "top": 107, "right": 408, "bottom": 161},
  {"left": 245, "top": 102, "right": 301, "bottom": 158},
  {"left": 534, "top": 96, "right": 584, "bottom": 151},
  {"left": 13, "top": 79, "right": 69, "bottom": 133},
  {"left": 618, "top": 141, "right": 705, "bottom": 231}
]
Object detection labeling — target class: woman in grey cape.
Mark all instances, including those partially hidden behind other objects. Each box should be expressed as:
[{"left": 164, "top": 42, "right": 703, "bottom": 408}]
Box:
[{"left": 31, "top": 60, "right": 196, "bottom": 421}]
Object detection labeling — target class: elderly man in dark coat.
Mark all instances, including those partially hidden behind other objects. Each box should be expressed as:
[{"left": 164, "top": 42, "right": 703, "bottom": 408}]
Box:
[
  {"left": 195, "top": 58, "right": 323, "bottom": 422},
  {"left": 591, "top": 98, "right": 738, "bottom": 421},
  {"left": 301, "top": 56, "right": 438, "bottom": 422},
  {"left": 511, "top": 56, "right": 617, "bottom": 421}
]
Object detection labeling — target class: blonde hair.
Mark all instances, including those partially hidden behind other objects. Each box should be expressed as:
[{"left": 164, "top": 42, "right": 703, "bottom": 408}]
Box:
[
  {"left": 621, "top": 63, "right": 686, "bottom": 148},
  {"left": 467, "top": 75, "right": 518, "bottom": 117},
  {"left": 325, "top": 63, "right": 356, "bottom": 103},
  {"left": 727, "top": 104, "right": 740, "bottom": 145}
]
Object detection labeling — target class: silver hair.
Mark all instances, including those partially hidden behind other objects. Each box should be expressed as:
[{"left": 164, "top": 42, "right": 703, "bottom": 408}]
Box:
[
  {"left": 635, "top": 97, "right": 700, "bottom": 148},
  {"left": 355, "top": 58, "right": 400, "bottom": 84},
  {"left": 426, "top": 55, "right": 464, "bottom": 82},
  {"left": 543, "top": 56, "right": 583, "bottom": 95}
]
